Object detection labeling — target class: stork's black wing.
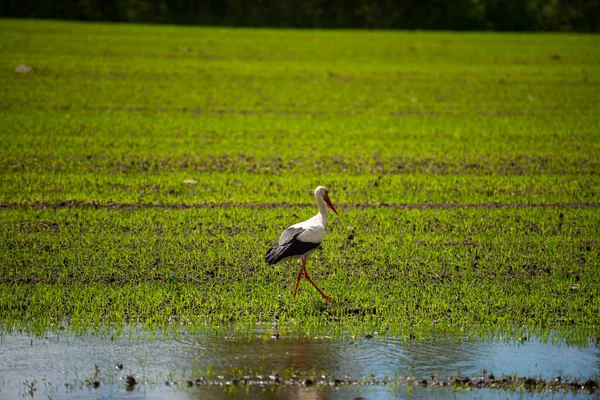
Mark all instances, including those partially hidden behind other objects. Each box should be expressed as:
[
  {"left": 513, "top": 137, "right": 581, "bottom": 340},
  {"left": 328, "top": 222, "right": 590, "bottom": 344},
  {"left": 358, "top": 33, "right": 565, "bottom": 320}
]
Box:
[{"left": 265, "top": 227, "right": 321, "bottom": 265}]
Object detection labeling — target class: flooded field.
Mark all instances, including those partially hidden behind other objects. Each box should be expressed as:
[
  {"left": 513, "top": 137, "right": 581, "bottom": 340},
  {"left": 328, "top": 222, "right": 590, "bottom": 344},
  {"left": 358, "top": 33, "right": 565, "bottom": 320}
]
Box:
[{"left": 1, "top": 329, "right": 598, "bottom": 399}]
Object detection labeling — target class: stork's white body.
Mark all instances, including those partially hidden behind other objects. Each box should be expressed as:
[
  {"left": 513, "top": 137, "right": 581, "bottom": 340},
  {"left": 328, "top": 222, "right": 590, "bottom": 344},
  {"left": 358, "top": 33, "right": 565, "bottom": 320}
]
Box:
[
  {"left": 280, "top": 206, "right": 328, "bottom": 255},
  {"left": 287, "top": 213, "right": 327, "bottom": 244}
]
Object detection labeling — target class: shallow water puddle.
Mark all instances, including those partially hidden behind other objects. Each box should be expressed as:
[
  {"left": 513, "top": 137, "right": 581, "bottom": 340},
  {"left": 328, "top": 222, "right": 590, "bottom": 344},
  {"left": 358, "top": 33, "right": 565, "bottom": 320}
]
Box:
[{"left": 0, "top": 330, "right": 598, "bottom": 399}]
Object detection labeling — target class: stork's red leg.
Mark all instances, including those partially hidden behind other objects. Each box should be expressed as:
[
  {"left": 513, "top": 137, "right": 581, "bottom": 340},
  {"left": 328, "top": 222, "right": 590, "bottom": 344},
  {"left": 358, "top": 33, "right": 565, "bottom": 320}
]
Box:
[
  {"left": 293, "top": 258, "right": 305, "bottom": 298},
  {"left": 303, "top": 265, "right": 332, "bottom": 301}
]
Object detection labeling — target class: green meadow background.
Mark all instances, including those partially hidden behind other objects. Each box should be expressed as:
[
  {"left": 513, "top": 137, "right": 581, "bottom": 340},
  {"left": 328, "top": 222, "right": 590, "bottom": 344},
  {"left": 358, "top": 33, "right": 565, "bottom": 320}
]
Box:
[{"left": 0, "top": 19, "right": 599, "bottom": 338}]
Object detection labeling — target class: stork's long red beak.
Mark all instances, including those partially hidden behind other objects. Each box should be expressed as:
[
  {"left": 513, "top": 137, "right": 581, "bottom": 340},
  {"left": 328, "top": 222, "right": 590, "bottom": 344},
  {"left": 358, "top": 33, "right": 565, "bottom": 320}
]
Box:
[{"left": 324, "top": 194, "right": 338, "bottom": 215}]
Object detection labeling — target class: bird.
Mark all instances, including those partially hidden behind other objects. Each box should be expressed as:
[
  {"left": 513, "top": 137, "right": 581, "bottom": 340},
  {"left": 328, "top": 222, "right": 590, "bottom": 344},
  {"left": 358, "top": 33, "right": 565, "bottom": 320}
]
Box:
[{"left": 265, "top": 186, "right": 338, "bottom": 300}]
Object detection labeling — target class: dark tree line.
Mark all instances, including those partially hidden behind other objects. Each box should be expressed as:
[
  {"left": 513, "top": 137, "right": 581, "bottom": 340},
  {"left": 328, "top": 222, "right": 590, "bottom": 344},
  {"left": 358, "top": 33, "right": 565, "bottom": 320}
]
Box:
[{"left": 2, "top": 0, "right": 599, "bottom": 31}]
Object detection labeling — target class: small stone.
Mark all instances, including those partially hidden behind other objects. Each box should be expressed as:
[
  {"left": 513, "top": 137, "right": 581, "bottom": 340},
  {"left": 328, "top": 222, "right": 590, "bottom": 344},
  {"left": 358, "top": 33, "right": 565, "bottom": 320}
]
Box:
[
  {"left": 570, "top": 284, "right": 580, "bottom": 292},
  {"left": 583, "top": 379, "right": 597, "bottom": 390},
  {"left": 15, "top": 64, "right": 34, "bottom": 74},
  {"left": 527, "top": 377, "right": 541, "bottom": 386},
  {"left": 126, "top": 375, "right": 137, "bottom": 386}
]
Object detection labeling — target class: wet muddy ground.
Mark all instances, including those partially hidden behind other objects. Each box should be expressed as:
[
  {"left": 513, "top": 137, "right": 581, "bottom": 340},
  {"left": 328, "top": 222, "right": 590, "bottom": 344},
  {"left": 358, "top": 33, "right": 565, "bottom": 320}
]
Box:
[{"left": 1, "top": 329, "right": 598, "bottom": 399}]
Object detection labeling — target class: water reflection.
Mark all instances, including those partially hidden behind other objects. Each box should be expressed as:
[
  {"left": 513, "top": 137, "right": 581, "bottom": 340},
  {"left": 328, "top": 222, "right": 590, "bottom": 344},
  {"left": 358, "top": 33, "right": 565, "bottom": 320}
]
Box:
[
  {"left": 0, "top": 330, "right": 598, "bottom": 399},
  {"left": 172, "top": 334, "right": 598, "bottom": 380}
]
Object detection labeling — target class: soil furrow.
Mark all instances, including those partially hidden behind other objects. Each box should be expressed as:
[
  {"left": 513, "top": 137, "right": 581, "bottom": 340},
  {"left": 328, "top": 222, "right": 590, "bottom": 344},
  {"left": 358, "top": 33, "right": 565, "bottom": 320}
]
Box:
[{"left": 1, "top": 201, "right": 598, "bottom": 210}]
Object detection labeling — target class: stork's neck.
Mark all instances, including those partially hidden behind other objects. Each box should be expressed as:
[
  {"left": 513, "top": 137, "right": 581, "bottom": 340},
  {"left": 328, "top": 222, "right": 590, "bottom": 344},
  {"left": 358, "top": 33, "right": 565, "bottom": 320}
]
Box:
[{"left": 315, "top": 194, "right": 329, "bottom": 226}]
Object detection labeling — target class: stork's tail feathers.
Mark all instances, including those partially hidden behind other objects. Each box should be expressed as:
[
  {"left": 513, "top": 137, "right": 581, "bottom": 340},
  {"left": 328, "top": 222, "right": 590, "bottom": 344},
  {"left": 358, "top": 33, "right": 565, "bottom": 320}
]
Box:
[
  {"left": 265, "top": 245, "right": 283, "bottom": 265},
  {"left": 265, "top": 245, "right": 286, "bottom": 265}
]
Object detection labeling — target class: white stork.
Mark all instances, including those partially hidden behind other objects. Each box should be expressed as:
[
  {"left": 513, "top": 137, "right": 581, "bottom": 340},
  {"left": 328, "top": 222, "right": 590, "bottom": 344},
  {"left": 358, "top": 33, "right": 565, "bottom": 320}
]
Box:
[{"left": 265, "top": 186, "right": 338, "bottom": 300}]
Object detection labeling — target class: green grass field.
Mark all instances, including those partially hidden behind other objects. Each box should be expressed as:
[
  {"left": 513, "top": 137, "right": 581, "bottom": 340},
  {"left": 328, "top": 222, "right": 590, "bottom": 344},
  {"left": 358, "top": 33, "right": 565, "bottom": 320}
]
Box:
[{"left": 0, "top": 19, "right": 599, "bottom": 339}]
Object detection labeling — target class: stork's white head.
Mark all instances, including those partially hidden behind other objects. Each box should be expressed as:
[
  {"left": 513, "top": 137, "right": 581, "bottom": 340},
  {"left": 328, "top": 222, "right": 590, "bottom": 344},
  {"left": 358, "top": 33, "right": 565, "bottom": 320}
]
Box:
[{"left": 314, "top": 186, "right": 338, "bottom": 215}]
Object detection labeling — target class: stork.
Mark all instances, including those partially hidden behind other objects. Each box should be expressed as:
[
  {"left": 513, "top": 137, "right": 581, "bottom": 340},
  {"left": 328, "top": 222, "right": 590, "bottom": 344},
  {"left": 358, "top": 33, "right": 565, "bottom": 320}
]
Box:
[{"left": 265, "top": 186, "right": 338, "bottom": 300}]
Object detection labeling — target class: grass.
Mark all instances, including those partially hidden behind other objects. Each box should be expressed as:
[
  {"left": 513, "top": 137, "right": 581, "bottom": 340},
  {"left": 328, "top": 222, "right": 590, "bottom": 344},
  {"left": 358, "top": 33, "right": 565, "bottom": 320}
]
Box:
[
  {"left": 1, "top": 206, "right": 598, "bottom": 339},
  {"left": 0, "top": 18, "right": 599, "bottom": 339}
]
